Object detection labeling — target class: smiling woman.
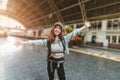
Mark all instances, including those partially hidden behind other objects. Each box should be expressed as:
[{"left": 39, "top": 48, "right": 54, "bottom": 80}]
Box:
[{"left": 15, "top": 21, "right": 91, "bottom": 80}]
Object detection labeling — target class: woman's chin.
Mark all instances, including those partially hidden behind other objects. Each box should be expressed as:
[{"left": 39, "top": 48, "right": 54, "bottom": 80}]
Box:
[{"left": 55, "top": 33, "right": 60, "bottom": 36}]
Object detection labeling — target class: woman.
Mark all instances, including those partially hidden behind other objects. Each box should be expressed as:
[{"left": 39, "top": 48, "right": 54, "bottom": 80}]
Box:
[{"left": 15, "top": 21, "right": 91, "bottom": 80}]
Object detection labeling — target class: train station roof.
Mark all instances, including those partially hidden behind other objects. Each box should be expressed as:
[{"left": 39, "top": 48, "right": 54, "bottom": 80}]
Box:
[{"left": 0, "top": 0, "right": 120, "bottom": 29}]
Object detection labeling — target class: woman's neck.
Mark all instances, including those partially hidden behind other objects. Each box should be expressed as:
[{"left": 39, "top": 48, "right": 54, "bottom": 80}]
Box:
[{"left": 55, "top": 36, "right": 60, "bottom": 41}]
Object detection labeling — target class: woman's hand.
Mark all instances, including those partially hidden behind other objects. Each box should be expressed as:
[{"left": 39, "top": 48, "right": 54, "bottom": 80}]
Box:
[
  {"left": 79, "top": 21, "right": 91, "bottom": 31},
  {"left": 15, "top": 40, "right": 23, "bottom": 47},
  {"left": 84, "top": 21, "right": 91, "bottom": 28}
]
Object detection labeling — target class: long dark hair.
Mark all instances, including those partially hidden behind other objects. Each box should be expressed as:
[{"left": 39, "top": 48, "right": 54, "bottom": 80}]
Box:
[{"left": 48, "top": 25, "right": 64, "bottom": 43}]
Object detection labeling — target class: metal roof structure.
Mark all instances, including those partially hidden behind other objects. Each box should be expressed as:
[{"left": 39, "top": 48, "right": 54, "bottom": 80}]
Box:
[{"left": 0, "top": 0, "right": 120, "bottom": 29}]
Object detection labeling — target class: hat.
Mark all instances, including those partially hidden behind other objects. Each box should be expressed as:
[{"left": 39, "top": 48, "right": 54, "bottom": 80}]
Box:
[{"left": 54, "top": 22, "right": 65, "bottom": 31}]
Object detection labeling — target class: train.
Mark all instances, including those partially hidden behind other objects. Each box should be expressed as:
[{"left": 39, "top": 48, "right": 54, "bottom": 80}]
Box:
[{"left": 8, "top": 18, "right": 120, "bottom": 49}]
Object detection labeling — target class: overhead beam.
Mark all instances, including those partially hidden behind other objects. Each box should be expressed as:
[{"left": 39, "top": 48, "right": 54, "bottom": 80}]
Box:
[
  {"left": 47, "top": 0, "right": 64, "bottom": 24},
  {"left": 78, "top": 0, "right": 87, "bottom": 22},
  {"left": 20, "top": 0, "right": 47, "bottom": 20},
  {"left": 64, "top": 12, "right": 120, "bottom": 24},
  {"left": 4, "top": 0, "right": 120, "bottom": 29},
  {"left": 27, "top": 3, "right": 79, "bottom": 23},
  {"left": 16, "top": 0, "right": 50, "bottom": 28},
  {"left": 10, "top": 0, "right": 120, "bottom": 23},
  {"left": 63, "top": 2, "right": 120, "bottom": 19},
  {"left": 27, "top": 0, "right": 51, "bottom": 27},
  {"left": 87, "top": 1, "right": 120, "bottom": 11},
  {"left": 28, "top": 1, "right": 120, "bottom": 24}
]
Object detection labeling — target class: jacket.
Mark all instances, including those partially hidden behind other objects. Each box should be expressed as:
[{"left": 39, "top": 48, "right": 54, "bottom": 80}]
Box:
[{"left": 28, "top": 29, "right": 80, "bottom": 54}]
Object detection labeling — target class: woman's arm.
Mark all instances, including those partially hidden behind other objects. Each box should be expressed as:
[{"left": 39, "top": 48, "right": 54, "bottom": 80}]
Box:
[
  {"left": 15, "top": 39, "right": 47, "bottom": 47},
  {"left": 64, "top": 21, "right": 91, "bottom": 43}
]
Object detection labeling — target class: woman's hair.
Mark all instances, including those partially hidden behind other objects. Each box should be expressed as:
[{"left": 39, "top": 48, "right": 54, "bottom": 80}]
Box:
[{"left": 48, "top": 25, "right": 64, "bottom": 43}]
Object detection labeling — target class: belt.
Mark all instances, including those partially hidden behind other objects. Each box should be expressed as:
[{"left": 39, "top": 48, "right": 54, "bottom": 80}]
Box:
[{"left": 48, "top": 57, "right": 64, "bottom": 72}]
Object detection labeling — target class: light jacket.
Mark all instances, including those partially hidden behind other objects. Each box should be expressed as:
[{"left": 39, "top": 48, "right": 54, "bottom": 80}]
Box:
[{"left": 28, "top": 29, "right": 80, "bottom": 54}]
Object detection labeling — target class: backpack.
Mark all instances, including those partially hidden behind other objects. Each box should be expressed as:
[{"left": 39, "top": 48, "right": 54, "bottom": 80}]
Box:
[{"left": 47, "top": 38, "right": 65, "bottom": 61}]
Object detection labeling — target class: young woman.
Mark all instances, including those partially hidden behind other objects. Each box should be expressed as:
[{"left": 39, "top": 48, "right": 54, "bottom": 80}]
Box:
[{"left": 15, "top": 21, "right": 91, "bottom": 80}]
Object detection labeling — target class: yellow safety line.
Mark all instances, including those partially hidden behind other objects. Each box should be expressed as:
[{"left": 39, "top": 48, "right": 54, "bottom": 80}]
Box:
[{"left": 69, "top": 48, "right": 120, "bottom": 62}]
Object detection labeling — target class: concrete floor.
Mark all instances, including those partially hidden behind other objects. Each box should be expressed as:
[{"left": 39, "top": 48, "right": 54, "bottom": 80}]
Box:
[{"left": 0, "top": 37, "right": 120, "bottom": 80}]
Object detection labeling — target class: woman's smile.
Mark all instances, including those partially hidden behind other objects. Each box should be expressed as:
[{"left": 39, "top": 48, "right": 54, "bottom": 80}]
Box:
[{"left": 54, "top": 25, "right": 62, "bottom": 36}]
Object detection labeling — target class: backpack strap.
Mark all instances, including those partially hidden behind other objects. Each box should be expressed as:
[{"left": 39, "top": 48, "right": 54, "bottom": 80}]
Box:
[
  {"left": 61, "top": 38, "right": 65, "bottom": 54},
  {"left": 47, "top": 40, "right": 51, "bottom": 60}
]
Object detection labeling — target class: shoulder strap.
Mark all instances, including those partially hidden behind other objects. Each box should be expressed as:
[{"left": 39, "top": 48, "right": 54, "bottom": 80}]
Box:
[
  {"left": 61, "top": 38, "right": 65, "bottom": 54},
  {"left": 47, "top": 40, "right": 51, "bottom": 60},
  {"left": 47, "top": 38, "right": 65, "bottom": 57},
  {"left": 47, "top": 40, "right": 51, "bottom": 50}
]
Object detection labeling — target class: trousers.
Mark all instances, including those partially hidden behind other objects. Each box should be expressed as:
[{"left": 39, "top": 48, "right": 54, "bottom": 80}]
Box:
[{"left": 47, "top": 57, "right": 65, "bottom": 80}]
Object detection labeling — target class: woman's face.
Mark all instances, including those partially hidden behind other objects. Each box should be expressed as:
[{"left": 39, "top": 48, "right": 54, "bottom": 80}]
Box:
[{"left": 54, "top": 25, "right": 62, "bottom": 36}]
